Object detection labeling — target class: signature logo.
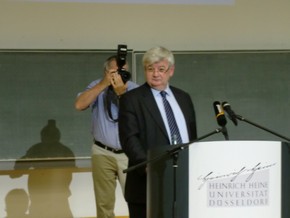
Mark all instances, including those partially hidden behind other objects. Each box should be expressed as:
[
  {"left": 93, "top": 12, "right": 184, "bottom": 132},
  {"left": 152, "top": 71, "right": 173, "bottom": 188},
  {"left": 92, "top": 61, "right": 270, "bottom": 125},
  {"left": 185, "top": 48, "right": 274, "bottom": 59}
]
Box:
[{"left": 197, "top": 162, "right": 276, "bottom": 190}]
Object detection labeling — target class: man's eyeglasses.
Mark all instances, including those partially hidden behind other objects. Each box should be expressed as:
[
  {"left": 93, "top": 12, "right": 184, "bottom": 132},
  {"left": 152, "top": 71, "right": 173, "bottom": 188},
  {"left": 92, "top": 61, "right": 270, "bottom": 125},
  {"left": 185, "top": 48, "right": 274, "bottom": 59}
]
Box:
[{"left": 146, "top": 66, "right": 170, "bottom": 74}]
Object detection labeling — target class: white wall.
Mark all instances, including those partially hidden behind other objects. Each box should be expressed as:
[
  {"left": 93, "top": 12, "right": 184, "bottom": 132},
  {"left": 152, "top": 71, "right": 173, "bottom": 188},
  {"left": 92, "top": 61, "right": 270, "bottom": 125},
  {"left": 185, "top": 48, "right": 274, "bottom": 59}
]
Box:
[
  {"left": 0, "top": 0, "right": 290, "bottom": 50},
  {"left": 0, "top": 170, "right": 128, "bottom": 217}
]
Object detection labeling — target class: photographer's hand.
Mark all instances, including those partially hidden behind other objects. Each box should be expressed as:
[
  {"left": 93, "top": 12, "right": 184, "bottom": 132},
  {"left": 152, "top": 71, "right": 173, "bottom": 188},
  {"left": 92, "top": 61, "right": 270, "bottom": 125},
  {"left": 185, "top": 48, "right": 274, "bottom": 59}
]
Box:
[
  {"left": 111, "top": 72, "right": 128, "bottom": 96},
  {"left": 101, "top": 68, "right": 115, "bottom": 86}
]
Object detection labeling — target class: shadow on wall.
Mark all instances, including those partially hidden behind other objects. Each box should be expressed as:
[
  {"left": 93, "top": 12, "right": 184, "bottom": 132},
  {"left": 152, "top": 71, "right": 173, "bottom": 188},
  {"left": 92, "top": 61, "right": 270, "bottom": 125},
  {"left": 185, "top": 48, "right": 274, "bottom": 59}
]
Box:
[
  {"left": 4, "top": 188, "right": 30, "bottom": 218},
  {"left": 7, "top": 119, "right": 76, "bottom": 218}
]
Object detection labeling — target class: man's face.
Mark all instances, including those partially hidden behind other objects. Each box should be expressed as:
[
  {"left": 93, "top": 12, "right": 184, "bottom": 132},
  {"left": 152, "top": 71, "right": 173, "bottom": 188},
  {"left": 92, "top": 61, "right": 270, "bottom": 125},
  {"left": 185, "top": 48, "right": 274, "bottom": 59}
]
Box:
[{"left": 144, "top": 59, "right": 174, "bottom": 91}]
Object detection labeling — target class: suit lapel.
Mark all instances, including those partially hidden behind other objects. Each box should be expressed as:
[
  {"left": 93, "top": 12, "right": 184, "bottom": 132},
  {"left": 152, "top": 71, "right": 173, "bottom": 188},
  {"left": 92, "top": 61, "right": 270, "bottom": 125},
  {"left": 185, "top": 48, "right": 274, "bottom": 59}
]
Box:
[
  {"left": 141, "top": 84, "right": 168, "bottom": 139},
  {"left": 172, "top": 88, "right": 187, "bottom": 116}
]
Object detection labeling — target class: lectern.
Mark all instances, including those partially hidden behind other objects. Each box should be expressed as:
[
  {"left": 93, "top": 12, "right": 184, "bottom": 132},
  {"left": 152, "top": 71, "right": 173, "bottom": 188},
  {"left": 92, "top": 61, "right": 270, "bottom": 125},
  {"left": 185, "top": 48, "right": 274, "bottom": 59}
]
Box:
[
  {"left": 147, "top": 143, "right": 189, "bottom": 218},
  {"left": 147, "top": 141, "right": 290, "bottom": 218}
]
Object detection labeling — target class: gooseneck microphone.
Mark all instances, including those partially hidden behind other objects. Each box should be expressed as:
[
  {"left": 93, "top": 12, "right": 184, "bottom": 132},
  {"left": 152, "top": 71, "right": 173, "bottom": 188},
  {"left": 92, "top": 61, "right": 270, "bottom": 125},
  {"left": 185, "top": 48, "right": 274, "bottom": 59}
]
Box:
[
  {"left": 213, "top": 101, "right": 229, "bottom": 140},
  {"left": 220, "top": 101, "right": 290, "bottom": 142},
  {"left": 213, "top": 101, "right": 227, "bottom": 126},
  {"left": 222, "top": 101, "right": 238, "bottom": 126}
]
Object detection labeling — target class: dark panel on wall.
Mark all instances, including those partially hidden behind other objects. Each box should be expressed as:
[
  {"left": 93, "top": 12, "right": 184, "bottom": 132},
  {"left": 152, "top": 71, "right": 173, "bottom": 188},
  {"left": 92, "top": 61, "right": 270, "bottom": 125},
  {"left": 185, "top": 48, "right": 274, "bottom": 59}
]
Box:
[
  {"left": 1, "top": 50, "right": 289, "bottom": 161},
  {"left": 0, "top": 50, "right": 133, "bottom": 160},
  {"left": 134, "top": 50, "right": 290, "bottom": 143}
]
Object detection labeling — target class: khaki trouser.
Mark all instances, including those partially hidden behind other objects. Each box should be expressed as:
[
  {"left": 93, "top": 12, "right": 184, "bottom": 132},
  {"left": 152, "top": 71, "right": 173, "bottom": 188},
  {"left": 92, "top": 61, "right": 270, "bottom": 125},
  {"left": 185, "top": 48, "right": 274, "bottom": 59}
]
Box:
[{"left": 91, "top": 144, "right": 128, "bottom": 218}]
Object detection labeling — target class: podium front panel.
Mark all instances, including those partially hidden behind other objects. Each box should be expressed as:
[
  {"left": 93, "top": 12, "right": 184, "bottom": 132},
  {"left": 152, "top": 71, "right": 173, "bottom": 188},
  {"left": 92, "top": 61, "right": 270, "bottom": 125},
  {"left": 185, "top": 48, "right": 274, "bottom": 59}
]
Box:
[
  {"left": 147, "top": 144, "right": 189, "bottom": 218},
  {"left": 189, "top": 141, "right": 283, "bottom": 218}
]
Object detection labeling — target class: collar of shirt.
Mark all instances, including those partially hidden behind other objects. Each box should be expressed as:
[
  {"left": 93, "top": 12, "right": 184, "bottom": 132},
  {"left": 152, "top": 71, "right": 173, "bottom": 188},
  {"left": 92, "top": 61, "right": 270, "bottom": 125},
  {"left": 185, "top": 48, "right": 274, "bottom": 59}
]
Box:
[{"left": 151, "top": 85, "right": 171, "bottom": 97}]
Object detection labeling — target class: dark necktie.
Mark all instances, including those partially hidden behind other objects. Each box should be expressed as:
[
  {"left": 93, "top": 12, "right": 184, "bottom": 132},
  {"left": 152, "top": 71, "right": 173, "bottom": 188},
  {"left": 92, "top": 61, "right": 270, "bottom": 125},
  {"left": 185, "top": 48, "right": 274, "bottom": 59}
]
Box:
[{"left": 160, "top": 91, "right": 182, "bottom": 144}]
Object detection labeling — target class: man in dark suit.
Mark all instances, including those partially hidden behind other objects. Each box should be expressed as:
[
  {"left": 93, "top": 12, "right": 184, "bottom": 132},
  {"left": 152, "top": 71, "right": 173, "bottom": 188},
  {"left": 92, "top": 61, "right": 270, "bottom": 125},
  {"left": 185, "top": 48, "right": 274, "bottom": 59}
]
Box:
[{"left": 118, "top": 46, "right": 197, "bottom": 218}]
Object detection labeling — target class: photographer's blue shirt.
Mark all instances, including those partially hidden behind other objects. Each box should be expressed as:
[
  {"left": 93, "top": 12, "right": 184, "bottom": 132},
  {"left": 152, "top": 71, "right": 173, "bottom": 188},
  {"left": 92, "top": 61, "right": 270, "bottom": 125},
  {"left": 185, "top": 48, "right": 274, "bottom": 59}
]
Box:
[{"left": 81, "top": 79, "right": 138, "bottom": 150}]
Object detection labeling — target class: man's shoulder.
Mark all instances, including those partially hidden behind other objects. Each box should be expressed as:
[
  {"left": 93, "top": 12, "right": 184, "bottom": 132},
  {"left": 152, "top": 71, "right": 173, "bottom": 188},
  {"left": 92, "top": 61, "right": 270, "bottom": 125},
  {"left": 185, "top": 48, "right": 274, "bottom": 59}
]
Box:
[
  {"left": 127, "top": 81, "right": 139, "bottom": 90},
  {"left": 122, "top": 84, "right": 149, "bottom": 102},
  {"left": 170, "top": 85, "right": 190, "bottom": 96},
  {"left": 127, "top": 83, "right": 148, "bottom": 94}
]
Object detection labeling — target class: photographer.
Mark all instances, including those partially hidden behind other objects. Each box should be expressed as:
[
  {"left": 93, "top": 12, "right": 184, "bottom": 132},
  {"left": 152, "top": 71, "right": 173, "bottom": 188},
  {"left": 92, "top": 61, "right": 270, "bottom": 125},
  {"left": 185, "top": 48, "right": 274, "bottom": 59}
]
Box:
[{"left": 75, "top": 52, "right": 138, "bottom": 218}]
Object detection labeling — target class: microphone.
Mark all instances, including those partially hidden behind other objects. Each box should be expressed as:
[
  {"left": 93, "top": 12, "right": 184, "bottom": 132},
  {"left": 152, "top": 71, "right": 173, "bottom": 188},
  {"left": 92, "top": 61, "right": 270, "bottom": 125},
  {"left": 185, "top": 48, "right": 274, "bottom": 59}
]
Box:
[
  {"left": 213, "top": 101, "right": 227, "bottom": 127},
  {"left": 222, "top": 101, "right": 238, "bottom": 126},
  {"left": 213, "top": 101, "right": 229, "bottom": 140}
]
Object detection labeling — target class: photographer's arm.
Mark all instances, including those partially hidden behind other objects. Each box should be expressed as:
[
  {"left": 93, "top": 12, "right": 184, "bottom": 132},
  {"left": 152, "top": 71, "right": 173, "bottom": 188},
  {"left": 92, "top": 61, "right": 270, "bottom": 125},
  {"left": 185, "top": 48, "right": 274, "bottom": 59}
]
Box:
[
  {"left": 74, "top": 70, "right": 113, "bottom": 111},
  {"left": 74, "top": 80, "right": 108, "bottom": 111}
]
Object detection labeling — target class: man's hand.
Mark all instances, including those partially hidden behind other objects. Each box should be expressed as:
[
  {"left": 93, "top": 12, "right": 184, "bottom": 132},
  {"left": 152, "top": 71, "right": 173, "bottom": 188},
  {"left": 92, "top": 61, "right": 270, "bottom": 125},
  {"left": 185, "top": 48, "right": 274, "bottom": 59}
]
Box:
[
  {"left": 111, "top": 72, "right": 128, "bottom": 96},
  {"left": 100, "top": 68, "right": 116, "bottom": 87}
]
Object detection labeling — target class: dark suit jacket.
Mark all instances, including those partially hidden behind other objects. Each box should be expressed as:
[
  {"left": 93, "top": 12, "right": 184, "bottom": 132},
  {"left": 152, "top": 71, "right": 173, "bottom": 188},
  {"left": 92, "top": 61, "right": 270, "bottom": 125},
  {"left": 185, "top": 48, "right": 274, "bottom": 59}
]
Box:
[{"left": 119, "top": 82, "right": 197, "bottom": 204}]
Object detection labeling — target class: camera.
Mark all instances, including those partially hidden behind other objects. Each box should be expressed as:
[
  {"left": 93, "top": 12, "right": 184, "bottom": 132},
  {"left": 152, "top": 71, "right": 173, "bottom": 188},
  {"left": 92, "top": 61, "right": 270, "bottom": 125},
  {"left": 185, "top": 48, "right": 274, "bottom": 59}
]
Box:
[{"left": 117, "top": 44, "right": 131, "bottom": 83}]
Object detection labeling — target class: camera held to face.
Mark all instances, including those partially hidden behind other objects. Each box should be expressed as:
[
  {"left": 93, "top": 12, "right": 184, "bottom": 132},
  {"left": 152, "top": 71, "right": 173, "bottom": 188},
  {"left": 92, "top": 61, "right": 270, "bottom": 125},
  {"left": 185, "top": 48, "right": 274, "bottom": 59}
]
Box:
[{"left": 117, "top": 44, "right": 131, "bottom": 83}]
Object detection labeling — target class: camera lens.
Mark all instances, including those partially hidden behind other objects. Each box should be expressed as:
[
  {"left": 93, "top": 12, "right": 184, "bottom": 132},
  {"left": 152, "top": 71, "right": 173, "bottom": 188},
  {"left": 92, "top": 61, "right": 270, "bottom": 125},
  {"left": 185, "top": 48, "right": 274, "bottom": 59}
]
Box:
[{"left": 119, "top": 70, "right": 131, "bottom": 83}]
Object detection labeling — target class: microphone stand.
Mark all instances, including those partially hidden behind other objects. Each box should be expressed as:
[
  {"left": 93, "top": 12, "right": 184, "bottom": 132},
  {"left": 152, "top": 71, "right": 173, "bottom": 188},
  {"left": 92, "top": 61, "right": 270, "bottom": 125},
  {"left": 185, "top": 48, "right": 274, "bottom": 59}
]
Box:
[
  {"left": 123, "top": 127, "right": 223, "bottom": 218},
  {"left": 123, "top": 127, "right": 223, "bottom": 174},
  {"left": 221, "top": 126, "right": 229, "bottom": 140},
  {"left": 234, "top": 114, "right": 290, "bottom": 142}
]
